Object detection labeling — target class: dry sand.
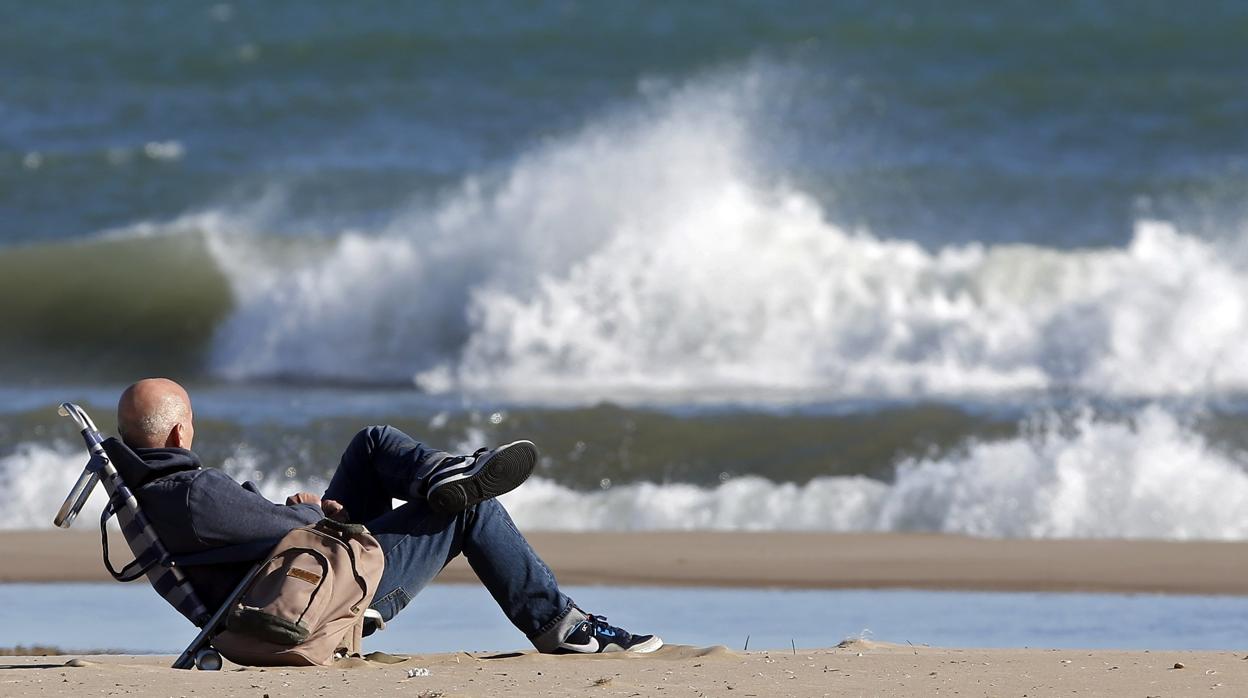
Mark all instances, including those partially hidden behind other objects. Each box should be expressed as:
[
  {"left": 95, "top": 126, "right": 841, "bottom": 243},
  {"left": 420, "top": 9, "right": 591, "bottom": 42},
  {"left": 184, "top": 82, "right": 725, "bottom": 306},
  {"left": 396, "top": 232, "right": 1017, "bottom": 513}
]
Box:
[
  {"left": 5, "top": 529, "right": 1248, "bottom": 594},
  {"left": 4, "top": 530, "right": 1248, "bottom": 696},
  {"left": 2, "top": 640, "right": 1245, "bottom": 697}
]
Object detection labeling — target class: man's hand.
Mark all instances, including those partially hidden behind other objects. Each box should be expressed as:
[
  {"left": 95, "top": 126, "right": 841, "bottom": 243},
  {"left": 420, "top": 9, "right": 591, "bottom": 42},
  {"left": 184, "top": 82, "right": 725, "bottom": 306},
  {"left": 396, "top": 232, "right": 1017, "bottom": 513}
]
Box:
[
  {"left": 286, "top": 491, "right": 322, "bottom": 507},
  {"left": 321, "top": 498, "right": 349, "bottom": 523},
  {"left": 286, "top": 492, "right": 349, "bottom": 522}
]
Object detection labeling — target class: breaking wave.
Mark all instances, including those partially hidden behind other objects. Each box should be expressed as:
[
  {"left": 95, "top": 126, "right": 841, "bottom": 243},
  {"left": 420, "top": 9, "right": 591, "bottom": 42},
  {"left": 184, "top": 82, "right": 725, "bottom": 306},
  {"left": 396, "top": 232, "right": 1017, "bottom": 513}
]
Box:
[
  {"left": 500, "top": 406, "right": 1248, "bottom": 540},
  {"left": 7, "top": 68, "right": 1248, "bottom": 399},
  {"left": 191, "top": 73, "right": 1248, "bottom": 399},
  {"left": 8, "top": 406, "right": 1248, "bottom": 540}
]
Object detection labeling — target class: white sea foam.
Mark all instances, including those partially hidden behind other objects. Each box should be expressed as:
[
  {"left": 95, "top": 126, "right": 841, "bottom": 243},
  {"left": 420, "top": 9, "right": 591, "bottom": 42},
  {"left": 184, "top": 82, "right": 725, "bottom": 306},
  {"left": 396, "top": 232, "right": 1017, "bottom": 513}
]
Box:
[
  {"left": 0, "top": 442, "right": 108, "bottom": 531},
  {"left": 500, "top": 406, "right": 1248, "bottom": 540},
  {"left": 454, "top": 212, "right": 1248, "bottom": 398},
  {"left": 8, "top": 407, "right": 1248, "bottom": 539},
  {"left": 877, "top": 406, "right": 1248, "bottom": 539},
  {"left": 175, "top": 69, "right": 1248, "bottom": 400},
  {"left": 142, "top": 140, "right": 185, "bottom": 162},
  {"left": 0, "top": 441, "right": 319, "bottom": 533},
  {"left": 500, "top": 475, "right": 890, "bottom": 533}
]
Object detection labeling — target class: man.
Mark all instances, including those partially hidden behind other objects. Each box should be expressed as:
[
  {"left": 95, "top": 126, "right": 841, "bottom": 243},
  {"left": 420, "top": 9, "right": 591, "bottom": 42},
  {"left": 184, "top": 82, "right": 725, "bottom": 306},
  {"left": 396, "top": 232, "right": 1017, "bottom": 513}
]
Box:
[{"left": 116, "top": 378, "right": 661, "bottom": 654}]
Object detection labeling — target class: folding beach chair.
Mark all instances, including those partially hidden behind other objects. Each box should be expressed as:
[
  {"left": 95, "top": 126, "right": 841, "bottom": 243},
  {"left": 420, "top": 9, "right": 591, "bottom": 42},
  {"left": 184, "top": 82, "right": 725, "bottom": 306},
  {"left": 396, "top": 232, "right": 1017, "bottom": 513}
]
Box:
[{"left": 53, "top": 402, "right": 274, "bottom": 670}]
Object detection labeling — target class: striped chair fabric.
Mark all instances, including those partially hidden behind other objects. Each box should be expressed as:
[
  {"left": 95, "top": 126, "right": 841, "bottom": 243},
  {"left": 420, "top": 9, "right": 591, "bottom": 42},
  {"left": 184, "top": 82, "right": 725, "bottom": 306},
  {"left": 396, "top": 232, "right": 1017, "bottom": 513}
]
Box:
[{"left": 92, "top": 437, "right": 211, "bottom": 625}]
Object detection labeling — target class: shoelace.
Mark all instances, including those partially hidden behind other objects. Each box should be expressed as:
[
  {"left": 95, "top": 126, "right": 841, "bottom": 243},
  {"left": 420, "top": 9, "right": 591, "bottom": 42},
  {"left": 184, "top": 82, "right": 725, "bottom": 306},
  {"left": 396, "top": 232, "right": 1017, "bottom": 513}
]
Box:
[
  {"left": 421, "top": 447, "right": 492, "bottom": 494},
  {"left": 435, "top": 447, "right": 490, "bottom": 470},
  {"left": 587, "top": 614, "right": 623, "bottom": 639}
]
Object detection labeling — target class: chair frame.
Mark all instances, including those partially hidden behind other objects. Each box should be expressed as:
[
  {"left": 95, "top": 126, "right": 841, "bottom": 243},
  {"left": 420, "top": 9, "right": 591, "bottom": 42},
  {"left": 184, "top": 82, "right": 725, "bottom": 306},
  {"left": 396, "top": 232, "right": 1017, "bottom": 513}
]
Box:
[{"left": 55, "top": 402, "right": 266, "bottom": 670}]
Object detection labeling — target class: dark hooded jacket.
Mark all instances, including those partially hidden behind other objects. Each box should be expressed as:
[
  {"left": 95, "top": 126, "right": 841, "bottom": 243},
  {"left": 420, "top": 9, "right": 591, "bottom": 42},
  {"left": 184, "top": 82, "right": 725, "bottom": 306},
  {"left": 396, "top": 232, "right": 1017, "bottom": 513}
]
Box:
[{"left": 108, "top": 440, "right": 323, "bottom": 609}]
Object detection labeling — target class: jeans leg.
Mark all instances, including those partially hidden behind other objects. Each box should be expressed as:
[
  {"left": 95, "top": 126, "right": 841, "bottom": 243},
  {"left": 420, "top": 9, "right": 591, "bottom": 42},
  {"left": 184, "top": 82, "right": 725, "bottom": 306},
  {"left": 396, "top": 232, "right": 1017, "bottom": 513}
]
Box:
[
  {"left": 364, "top": 498, "right": 583, "bottom": 651},
  {"left": 323, "top": 425, "right": 453, "bottom": 522},
  {"left": 460, "top": 499, "right": 582, "bottom": 649},
  {"left": 365, "top": 501, "right": 465, "bottom": 623}
]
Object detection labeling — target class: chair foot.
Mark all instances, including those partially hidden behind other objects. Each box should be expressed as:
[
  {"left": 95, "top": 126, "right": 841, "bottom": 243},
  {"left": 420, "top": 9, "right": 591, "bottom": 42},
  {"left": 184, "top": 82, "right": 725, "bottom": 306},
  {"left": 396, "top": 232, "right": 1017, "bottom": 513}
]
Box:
[{"left": 194, "top": 649, "right": 223, "bottom": 671}]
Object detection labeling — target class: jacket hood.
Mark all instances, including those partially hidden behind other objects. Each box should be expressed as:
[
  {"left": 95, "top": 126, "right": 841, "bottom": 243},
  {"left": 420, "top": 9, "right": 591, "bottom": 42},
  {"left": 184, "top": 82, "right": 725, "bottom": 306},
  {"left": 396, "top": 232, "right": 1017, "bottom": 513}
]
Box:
[{"left": 101, "top": 438, "right": 201, "bottom": 488}]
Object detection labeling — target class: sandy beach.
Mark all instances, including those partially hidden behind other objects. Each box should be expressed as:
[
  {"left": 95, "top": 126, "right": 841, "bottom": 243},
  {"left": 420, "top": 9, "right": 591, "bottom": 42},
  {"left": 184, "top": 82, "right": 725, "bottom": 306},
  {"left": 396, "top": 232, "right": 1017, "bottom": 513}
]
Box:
[
  {"left": 3, "top": 640, "right": 1245, "bottom": 697},
  {"left": 4, "top": 530, "right": 1247, "bottom": 694}
]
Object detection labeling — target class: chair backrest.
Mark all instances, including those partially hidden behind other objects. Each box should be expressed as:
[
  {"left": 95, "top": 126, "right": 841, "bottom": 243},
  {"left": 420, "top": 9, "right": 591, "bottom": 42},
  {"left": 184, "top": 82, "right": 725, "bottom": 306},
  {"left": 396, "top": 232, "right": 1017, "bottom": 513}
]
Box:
[
  {"left": 102, "top": 440, "right": 213, "bottom": 625},
  {"left": 57, "top": 403, "right": 211, "bottom": 626}
]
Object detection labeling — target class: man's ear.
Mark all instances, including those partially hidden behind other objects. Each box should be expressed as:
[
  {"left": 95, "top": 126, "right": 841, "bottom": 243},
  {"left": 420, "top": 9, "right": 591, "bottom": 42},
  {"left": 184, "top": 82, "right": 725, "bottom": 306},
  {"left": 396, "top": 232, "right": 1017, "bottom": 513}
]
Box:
[{"left": 167, "top": 423, "right": 187, "bottom": 449}]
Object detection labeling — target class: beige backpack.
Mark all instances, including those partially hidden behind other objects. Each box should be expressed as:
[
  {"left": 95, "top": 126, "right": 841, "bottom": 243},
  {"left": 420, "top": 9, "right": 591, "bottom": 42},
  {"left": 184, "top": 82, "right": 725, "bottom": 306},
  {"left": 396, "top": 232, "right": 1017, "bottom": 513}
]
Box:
[{"left": 212, "top": 519, "right": 384, "bottom": 667}]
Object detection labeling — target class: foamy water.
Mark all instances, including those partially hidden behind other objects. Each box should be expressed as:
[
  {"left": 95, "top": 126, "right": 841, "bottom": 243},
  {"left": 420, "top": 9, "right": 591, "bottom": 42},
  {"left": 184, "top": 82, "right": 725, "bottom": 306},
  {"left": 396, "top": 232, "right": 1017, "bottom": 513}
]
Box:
[
  {"left": 498, "top": 407, "right": 1248, "bottom": 539},
  {"left": 8, "top": 58, "right": 1248, "bottom": 546},
  {"left": 8, "top": 65, "right": 1248, "bottom": 400},
  {"left": 10, "top": 3, "right": 1248, "bottom": 574},
  {"left": 107, "top": 74, "right": 1248, "bottom": 400},
  {"left": 10, "top": 406, "right": 1248, "bottom": 540}
]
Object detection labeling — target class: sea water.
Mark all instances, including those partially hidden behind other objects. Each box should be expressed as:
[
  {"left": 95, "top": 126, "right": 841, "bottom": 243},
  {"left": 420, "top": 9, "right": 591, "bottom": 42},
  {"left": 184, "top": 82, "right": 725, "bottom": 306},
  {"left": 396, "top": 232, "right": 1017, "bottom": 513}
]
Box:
[
  {"left": 7, "top": 3, "right": 1248, "bottom": 540},
  {"left": 2, "top": 583, "right": 1246, "bottom": 655}
]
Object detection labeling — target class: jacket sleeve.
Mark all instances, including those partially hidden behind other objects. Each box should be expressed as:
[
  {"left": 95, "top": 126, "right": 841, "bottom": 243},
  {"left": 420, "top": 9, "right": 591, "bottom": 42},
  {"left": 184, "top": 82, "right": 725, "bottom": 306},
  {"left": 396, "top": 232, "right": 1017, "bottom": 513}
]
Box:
[{"left": 187, "top": 469, "right": 324, "bottom": 547}]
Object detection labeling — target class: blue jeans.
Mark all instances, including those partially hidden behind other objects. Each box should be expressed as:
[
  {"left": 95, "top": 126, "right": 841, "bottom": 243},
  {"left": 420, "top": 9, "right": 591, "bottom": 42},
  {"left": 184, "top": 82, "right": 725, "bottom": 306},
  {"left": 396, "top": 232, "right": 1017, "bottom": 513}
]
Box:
[{"left": 322, "top": 426, "right": 583, "bottom": 651}]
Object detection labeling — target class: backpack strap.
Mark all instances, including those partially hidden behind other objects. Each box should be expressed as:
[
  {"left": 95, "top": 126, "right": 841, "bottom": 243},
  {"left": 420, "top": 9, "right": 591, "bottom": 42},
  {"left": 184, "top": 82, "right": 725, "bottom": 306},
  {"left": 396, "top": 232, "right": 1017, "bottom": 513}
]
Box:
[{"left": 314, "top": 520, "right": 372, "bottom": 610}]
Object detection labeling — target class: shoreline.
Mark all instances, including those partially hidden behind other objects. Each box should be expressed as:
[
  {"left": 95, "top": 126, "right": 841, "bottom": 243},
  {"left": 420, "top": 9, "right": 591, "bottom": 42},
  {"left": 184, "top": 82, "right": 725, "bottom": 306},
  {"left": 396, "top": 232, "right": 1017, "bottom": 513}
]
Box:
[{"left": 5, "top": 530, "right": 1248, "bottom": 595}]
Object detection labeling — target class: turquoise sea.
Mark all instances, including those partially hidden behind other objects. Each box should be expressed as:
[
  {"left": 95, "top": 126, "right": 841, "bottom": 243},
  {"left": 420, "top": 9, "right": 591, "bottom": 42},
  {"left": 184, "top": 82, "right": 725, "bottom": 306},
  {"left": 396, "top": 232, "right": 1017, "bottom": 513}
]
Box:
[{"left": 4, "top": 2, "right": 1248, "bottom": 539}]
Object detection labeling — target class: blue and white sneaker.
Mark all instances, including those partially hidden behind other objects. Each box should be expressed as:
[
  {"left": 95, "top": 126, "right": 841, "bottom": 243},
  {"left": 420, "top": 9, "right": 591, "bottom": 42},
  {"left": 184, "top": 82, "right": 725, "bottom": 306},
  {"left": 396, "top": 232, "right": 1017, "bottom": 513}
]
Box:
[
  {"left": 553, "top": 614, "right": 663, "bottom": 654},
  {"left": 423, "top": 440, "right": 538, "bottom": 514}
]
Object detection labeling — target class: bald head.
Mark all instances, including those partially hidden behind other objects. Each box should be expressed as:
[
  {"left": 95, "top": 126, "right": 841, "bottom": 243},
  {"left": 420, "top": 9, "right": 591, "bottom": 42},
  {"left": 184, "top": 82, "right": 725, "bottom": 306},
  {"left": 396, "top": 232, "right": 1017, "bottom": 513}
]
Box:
[{"left": 117, "top": 378, "right": 195, "bottom": 449}]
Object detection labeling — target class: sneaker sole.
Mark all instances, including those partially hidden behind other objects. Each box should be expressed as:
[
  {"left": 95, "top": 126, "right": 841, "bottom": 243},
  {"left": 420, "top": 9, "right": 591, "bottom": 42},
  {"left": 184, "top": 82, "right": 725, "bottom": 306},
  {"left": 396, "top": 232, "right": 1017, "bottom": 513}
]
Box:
[
  {"left": 427, "top": 440, "right": 537, "bottom": 514},
  {"left": 624, "top": 635, "right": 664, "bottom": 653},
  {"left": 553, "top": 635, "right": 665, "bottom": 654}
]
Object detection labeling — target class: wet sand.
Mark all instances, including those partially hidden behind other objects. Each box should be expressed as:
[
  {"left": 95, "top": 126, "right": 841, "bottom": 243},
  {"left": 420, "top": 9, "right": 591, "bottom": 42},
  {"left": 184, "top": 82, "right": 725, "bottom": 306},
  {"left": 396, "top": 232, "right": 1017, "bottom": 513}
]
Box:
[{"left": 4, "top": 529, "right": 1247, "bottom": 595}]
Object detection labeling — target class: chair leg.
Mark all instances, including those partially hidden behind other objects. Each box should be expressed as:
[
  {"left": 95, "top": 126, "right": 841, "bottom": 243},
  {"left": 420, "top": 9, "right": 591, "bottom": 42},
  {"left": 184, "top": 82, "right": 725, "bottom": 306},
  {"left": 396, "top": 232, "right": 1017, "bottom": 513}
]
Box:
[
  {"left": 172, "top": 622, "right": 221, "bottom": 670},
  {"left": 170, "top": 560, "right": 267, "bottom": 670}
]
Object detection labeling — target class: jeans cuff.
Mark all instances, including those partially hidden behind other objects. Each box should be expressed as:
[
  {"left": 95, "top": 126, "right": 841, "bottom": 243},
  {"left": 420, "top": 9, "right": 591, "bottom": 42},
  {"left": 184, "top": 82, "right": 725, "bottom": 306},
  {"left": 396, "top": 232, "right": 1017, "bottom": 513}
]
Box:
[{"left": 529, "top": 601, "right": 586, "bottom": 653}]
